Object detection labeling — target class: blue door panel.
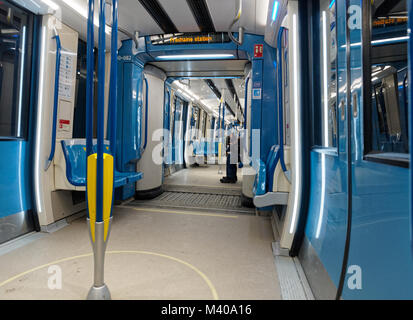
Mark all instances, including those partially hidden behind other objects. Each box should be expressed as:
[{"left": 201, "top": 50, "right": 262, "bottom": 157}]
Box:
[
  {"left": 343, "top": 163, "right": 413, "bottom": 299},
  {"left": 304, "top": 0, "right": 349, "bottom": 294},
  {"left": 305, "top": 151, "right": 348, "bottom": 288},
  {"left": 0, "top": 141, "right": 32, "bottom": 218},
  {"left": 341, "top": 0, "right": 413, "bottom": 299}
]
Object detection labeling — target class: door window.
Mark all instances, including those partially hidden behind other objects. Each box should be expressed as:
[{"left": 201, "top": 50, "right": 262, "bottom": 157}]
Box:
[
  {"left": 0, "top": 3, "right": 32, "bottom": 139},
  {"left": 364, "top": 0, "right": 409, "bottom": 166},
  {"left": 313, "top": 0, "right": 338, "bottom": 148}
]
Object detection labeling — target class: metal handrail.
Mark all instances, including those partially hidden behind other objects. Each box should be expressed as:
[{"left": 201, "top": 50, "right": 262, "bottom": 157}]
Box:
[
  {"left": 244, "top": 77, "right": 250, "bottom": 131},
  {"left": 228, "top": 0, "right": 244, "bottom": 46},
  {"left": 141, "top": 76, "right": 149, "bottom": 153},
  {"left": 45, "top": 30, "right": 61, "bottom": 170},
  {"left": 277, "top": 27, "right": 288, "bottom": 173}
]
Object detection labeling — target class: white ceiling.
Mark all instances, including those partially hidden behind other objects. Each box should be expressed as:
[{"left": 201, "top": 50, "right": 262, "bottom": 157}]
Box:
[
  {"left": 118, "top": 0, "right": 163, "bottom": 37},
  {"left": 29, "top": 0, "right": 270, "bottom": 43},
  {"left": 158, "top": 0, "right": 200, "bottom": 32},
  {"left": 206, "top": 0, "right": 269, "bottom": 35}
]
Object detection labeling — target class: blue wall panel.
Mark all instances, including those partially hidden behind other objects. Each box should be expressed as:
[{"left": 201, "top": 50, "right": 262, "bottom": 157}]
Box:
[{"left": 116, "top": 41, "right": 144, "bottom": 200}]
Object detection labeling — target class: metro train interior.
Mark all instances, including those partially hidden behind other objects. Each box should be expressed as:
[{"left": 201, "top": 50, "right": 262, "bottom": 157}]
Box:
[{"left": 0, "top": 0, "right": 412, "bottom": 301}]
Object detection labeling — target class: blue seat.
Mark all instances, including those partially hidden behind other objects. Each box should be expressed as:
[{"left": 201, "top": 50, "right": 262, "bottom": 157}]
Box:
[
  {"left": 253, "top": 159, "right": 267, "bottom": 196},
  {"left": 115, "top": 170, "right": 143, "bottom": 184},
  {"left": 60, "top": 142, "right": 88, "bottom": 187},
  {"left": 266, "top": 146, "right": 280, "bottom": 192},
  {"left": 91, "top": 143, "right": 143, "bottom": 184},
  {"left": 61, "top": 140, "right": 143, "bottom": 188},
  {"left": 252, "top": 145, "right": 280, "bottom": 197}
]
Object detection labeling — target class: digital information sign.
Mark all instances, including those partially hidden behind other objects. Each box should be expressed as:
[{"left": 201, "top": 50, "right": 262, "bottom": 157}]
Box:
[{"left": 150, "top": 32, "right": 231, "bottom": 45}]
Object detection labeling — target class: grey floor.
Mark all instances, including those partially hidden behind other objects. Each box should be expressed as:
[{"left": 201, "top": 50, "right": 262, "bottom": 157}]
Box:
[
  {"left": 0, "top": 206, "right": 280, "bottom": 300},
  {"left": 0, "top": 165, "right": 282, "bottom": 300},
  {"left": 164, "top": 165, "right": 242, "bottom": 195}
]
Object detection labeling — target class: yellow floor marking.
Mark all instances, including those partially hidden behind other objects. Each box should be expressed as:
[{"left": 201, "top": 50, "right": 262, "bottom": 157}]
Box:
[
  {"left": 165, "top": 184, "right": 241, "bottom": 189},
  {"left": 117, "top": 205, "right": 239, "bottom": 219},
  {"left": 0, "top": 250, "right": 219, "bottom": 300}
]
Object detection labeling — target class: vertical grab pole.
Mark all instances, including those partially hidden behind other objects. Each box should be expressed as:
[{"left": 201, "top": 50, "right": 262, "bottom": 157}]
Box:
[
  {"left": 408, "top": 0, "right": 413, "bottom": 252},
  {"left": 222, "top": 103, "right": 226, "bottom": 137},
  {"left": 243, "top": 77, "right": 250, "bottom": 131},
  {"left": 86, "top": 0, "right": 115, "bottom": 300},
  {"left": 86, "top": 0, "right": 94, "bottom": 159},
  {"left": 277, "top": 27, "right": 290, "bottom": 181},
  {"left": 109, "top": 0, "right": 118, "bottom": 220},
  {"left": 141, "top": 77, "right": 149, "bottom": 153},
  {"left": 221, "top": 102, "right": 226, "bottom": 166},
  {"left": 217, "top": 101, "right": 222, "bottom": 130},
  {"left": 243, "top": 77, "right": 250, "bottom": 163},
  {"left": 217, "top": 100, "right": 223, "bottom": 172},
  {"left": 85, "top": 0, "right": 94, "bottom": 252},
  {"left": 109, "top": 0, "right": 118, "bottom": 161}
]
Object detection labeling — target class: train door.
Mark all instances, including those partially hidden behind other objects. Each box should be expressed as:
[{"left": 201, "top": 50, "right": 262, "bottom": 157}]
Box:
[
  {"left": 163, "top": 89, "right": 170, "bottom": 169},
  {"left": 303, "top": 0, "right": 413, "bottom": 300},
  {"left": 341, "top": 0, "right": 413, "bottom": 299},
  {"left": 302, "top": 0, "right": 350, "bottom": 299},
  {"left": 170, "top": 95, "right": 176, "bottom": 168},
  {"left": 172, "top": 97, "right": 183, "bottom": 170},
  {"left": 0, "top": 2, "right": 36, "bottom": 243}
]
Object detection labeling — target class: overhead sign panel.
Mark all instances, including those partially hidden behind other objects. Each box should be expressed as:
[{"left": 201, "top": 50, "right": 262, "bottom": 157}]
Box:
[{"left": 150, "top": 32, "right": 231, "bottom": 45}]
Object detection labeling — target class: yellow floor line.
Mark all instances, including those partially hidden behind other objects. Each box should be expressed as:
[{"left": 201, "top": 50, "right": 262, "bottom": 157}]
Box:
[
  {"left": 116, "top": 205, "right": 239, "bottom": 219},
  {"left": 165, "top": 184, "right": 241, "bottom": 189},
  {"left": 0, "top": 250, "right": 219, "bottom": 300}
]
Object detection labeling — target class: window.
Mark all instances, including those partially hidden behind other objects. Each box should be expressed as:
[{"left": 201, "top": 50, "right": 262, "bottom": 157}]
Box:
[
  {"left": 0, "top": 3, "right": 33, "bottom": 139},
  {"left": 364, "top": 0, "right": 409, "bottom": 167},
  {"left": 313, "top": 0, "right": 338, "bottom": 148}
]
